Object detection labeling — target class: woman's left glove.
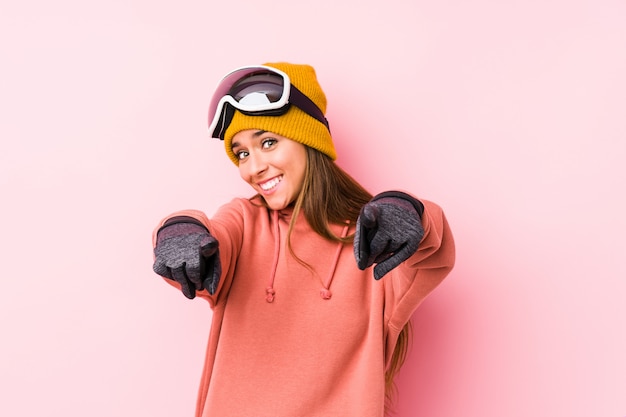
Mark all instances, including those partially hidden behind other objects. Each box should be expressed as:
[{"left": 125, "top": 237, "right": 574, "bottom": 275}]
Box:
[{"left": 354, "top": 191, "right": 425, "bottom": 280}]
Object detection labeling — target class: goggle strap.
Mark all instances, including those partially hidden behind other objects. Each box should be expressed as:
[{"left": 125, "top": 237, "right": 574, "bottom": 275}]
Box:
[
  {"left": 216, "top": 105, "right": 236, "bottom": 140},
  {"left": 289, "top": 85, "right": 330, "bottom": 131}
]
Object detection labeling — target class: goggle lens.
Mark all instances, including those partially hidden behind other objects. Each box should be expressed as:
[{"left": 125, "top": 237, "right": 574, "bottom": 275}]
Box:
[{"left": 230, "top": 74, "right": 284, "bottom": 104}]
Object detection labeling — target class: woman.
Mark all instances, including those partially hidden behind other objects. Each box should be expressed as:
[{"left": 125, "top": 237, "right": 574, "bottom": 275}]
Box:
[{"left": 152, "top": 62, "right": 455, "bottom": 417}]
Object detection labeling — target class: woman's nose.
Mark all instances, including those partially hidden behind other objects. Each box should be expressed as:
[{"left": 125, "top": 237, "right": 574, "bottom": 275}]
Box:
[{"left": 247, "top": 152, "right": 268, "bottom": 176}]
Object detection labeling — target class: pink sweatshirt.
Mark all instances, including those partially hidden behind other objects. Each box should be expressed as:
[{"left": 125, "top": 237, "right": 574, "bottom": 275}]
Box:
[{"left": 153, "top": 197, "right": 455, "bottom": 417}]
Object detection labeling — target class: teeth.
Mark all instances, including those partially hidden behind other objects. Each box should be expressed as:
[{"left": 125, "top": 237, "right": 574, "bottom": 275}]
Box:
[{"left": 260, "top": 176, "right": 282, "bottom": 191}]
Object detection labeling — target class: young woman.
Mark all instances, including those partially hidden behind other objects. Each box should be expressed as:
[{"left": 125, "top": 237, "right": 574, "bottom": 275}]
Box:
[{"left": 152, "top": 62, "right": 455, "bottom": 417}]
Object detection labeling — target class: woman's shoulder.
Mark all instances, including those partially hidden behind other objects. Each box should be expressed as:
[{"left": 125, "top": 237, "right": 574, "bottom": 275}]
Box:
[
  {"left": 209, "top": 197, "right": 274, "bottom": 239},
  {"left": 214, "top": 196, "right": 270, "bottom": 220}
]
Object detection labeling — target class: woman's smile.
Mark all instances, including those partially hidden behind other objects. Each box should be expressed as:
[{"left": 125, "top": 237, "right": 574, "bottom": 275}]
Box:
[{"left": 258, "top": 175, "right": 283, "bottom": 193}]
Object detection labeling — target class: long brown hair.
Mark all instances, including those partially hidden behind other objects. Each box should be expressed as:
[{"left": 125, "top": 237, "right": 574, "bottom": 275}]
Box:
[{"left": 251, "top": 146, "right": 412, "bottom": 412}]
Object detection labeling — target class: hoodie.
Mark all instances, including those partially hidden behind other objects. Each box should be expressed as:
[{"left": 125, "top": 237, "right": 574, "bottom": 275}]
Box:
[{"left": 152, "top": 196, "right": 455, "bottom": 417}]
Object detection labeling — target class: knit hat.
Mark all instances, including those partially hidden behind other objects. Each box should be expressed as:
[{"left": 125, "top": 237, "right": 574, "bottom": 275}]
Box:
[{"left": 222, "top": 62, "right": 337, "bottom": 164}]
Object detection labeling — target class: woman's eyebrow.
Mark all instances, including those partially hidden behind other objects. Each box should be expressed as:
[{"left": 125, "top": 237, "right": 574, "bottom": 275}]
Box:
[{"left": 231, "top": 131, "right": 268, "bottom": 150}]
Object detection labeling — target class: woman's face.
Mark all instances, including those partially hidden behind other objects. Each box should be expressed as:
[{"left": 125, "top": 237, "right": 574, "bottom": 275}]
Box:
[{"left": 231, "top": 129, "right": 307, "bottom": 211}]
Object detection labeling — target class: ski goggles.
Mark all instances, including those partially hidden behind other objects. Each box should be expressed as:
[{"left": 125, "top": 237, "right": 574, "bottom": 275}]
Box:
[{"left": 207, "top": 65, "right": 330, "bottom": 140}]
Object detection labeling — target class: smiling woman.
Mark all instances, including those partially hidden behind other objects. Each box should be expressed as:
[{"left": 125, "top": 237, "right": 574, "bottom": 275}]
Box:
[{"left": 151, "top": 62, "right": 455, "bottom": 417}]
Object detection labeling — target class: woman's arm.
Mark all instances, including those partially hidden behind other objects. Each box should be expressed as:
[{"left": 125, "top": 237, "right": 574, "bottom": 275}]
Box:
[{"left": 151, "top": 200, "right": 248, "bottom": 307}]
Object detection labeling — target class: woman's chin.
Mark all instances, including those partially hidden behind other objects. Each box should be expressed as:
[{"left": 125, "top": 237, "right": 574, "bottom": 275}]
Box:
[{"left": 262, "top": 196, "right": 294, "bottom": 211}]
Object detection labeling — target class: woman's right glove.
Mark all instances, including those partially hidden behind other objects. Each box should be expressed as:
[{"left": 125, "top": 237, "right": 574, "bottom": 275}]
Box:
[{"left": 153, "top": 217, "right": 221, "bottom": 299}]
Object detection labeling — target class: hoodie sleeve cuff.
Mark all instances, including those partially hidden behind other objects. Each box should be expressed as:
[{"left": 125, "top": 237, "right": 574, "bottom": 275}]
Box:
[{"left": 370, "top": 191, "right": 424, "bottom": 219}]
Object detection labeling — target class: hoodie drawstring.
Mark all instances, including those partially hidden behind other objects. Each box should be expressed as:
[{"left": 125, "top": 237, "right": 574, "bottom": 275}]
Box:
[
  {"left": 266, "top": 213, "right": 350, "bottom": 303},
  {"left": 319, "top": 222, "right": 350, "bottom": 300},
  {"left": 266, "top": 210, "right": 281, "bottom": 303}
]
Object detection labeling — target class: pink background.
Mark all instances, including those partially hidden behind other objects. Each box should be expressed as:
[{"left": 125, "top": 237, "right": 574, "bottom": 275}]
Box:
[{"left": 1, "top": 0, "right": 625, "bottom": 416}]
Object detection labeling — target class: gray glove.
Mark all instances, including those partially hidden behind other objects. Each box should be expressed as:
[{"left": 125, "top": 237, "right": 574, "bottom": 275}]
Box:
[
  {"left": 354, "top": 191, "right": 425, "bottom": 280},
  {"left": 153, "top": 217, "right": 221, "bottom": 299}
]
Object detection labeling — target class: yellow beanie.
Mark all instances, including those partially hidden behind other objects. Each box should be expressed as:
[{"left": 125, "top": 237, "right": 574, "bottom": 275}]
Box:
[{"left": 222, "top": 62, "right": 337, "bottom": 165}]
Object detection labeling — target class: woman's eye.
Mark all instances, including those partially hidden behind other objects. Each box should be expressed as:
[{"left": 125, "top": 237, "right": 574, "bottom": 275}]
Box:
[
  {"left": 262, "top": 139, "right": 277, "bottom": 149},
  {"left": 236, "top": 150, "right": 249, "bottom": 160}
]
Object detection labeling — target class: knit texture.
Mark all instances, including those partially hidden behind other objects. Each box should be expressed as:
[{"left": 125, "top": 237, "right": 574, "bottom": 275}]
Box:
[
  {"left": 223, "top": 62, "right": 337, "bottom": 164},
  {"left": 354, "top": 192, "right": 425, "bottom": 280},
  {"left": 153, "top": 221, "right": 221, "bottom": 298}
]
